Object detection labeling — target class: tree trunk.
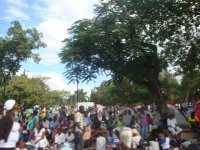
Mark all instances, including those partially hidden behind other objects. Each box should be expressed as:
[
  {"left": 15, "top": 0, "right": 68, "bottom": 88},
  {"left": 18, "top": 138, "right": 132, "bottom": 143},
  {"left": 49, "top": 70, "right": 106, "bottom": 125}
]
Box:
[
  {"left": 148, "top": 63, "right": 169, "bottom": 118},
  {"left": 148, "top": 78, "right": 169, "bottom": 117}
]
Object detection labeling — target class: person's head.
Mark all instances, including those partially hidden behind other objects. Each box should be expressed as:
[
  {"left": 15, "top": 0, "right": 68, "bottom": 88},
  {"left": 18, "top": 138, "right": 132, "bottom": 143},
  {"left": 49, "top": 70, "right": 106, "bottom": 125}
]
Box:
[
  {"left": 33, "top": 110, "right": 38, "bottom": 116},
  {"left": 57, "top": 128, "right": 62, "bottom": 135},
  {"left": 53, "top": 116, "right": 57, "bottom": 121},
  {"left": 43, "top": 117, "right": 46, "bottom": 122},
  {"left": 79, "top": 105, "right": 85, "bottom": 113},
  {"left": 163, "top": 130, "right": 169, "bottom": 137},
  {"left": 119, "top": 114, "right": 123, "bottom": 120},
  {"left": 169, "top": 113, "right": 175, "bottom": 119},
  {"left": 4, "top": 99, "right": 20, "bottom": 116},
  {"left": 141, "top": 107, "right": 145, "bottom": 113}
]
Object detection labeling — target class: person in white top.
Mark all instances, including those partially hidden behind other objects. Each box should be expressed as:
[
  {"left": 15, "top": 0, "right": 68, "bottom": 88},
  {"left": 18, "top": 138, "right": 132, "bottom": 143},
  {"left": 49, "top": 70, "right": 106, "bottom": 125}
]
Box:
[
  {"left": 65, "top": 129, "right": 74, "bottom": 143},
  {"left": 0, "top": 99, "right": 20, "bottom": 150},
  {"left": 34, "top": 123, "right": 48, "bottom": 149},
  {"left": 96, "top": 131, "right": 106, "bottom": 150},
  {"left": 54, "top": 128, "right": 65, "bottom": 149},
  {"left": 74, "top": 105, "right": 84, "bottom": 150},
  {"left": 167, "top": 114, "right": 182, "bottom": 136},
  {"left": 161, "top": 130, "right": 170, "bottom": 150}
]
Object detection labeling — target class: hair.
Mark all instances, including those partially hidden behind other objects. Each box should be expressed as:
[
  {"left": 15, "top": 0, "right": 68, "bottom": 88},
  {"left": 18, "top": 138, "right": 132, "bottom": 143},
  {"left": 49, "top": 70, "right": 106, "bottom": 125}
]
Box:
[{"left": 163, "top": 130, "right": 169, "bottom": 137}]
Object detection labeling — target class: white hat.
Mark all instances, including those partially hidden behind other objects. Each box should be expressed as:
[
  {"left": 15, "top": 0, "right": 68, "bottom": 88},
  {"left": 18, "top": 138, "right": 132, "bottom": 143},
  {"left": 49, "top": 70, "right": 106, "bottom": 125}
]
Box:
[
  {"left": 4, "top": 99, "right": 16, "bottom": 111},
  {"left": 132, "top": 129, "right": 139, "bottom": 134}
]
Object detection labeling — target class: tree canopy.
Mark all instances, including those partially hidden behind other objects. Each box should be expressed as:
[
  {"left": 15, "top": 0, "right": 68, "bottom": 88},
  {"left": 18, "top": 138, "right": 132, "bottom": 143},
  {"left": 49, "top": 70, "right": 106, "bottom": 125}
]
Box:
[
  {"left": 0, "top": 21, "right": 46, "bottom": 84},
  {"left": 59, "top": 0, "right": 200, "bottom": 115}
]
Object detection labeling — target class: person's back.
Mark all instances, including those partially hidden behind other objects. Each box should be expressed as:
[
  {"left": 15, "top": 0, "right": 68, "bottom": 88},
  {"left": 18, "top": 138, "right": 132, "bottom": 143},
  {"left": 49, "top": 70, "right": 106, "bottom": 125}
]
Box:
[{"left": 96, "top": 136, "right": 106, "bottom": 150}]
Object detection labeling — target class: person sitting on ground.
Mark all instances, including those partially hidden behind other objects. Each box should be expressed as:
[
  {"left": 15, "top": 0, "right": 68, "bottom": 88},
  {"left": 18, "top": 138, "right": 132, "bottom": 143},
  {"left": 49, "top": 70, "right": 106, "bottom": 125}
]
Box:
[
  {"left": 96, "top": 130, "right": 107, "bottom": 150},
  {"left": 132, "top": 128, "right": 141, "bottom": 150},
  {"left": 160, "top": 130, "right": 170, "bottom": 150},
  {"left": 65, "top": 129, "right": 74, "bottom": 143},
  {"left": 167, "top": 113, "right": 182, "bottom": 136},
  {"left": 53, "top": 128, "right": 65, "bottom": 149},
  {"left": 33, "top": 122, "right": 49, "bottom": 150},
  {"left": 170, "top": 134, "right": 182, "bottom": 150},
  {"left": 119, "top": 127, "right": 132, "bottom": 150}
]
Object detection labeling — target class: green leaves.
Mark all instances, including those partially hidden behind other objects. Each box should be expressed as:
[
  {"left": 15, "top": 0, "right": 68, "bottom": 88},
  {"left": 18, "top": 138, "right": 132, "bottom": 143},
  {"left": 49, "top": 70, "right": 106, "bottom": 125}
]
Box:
[{"left": 0, "top": 21, "right": 46, "bottom": 78}]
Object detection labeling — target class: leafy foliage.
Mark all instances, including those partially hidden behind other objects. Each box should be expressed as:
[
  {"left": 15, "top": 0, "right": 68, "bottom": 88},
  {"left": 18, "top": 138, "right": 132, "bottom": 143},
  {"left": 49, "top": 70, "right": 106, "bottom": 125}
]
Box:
[
  {"left": 0, "top": 21, "right": 46, "bottom": 85},
  {"left": 60, "top": 0, "right": 200, "bottom": 113},
  {"left": 0, "top": 75, "right": 71, "bottom": 106},
  {"left": 90, "top": 79, "right": 154, "bottom": 105}
]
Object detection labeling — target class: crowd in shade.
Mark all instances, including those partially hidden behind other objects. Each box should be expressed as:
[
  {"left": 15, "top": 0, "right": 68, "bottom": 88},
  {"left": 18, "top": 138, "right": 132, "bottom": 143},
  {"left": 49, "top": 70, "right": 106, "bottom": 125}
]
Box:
[{"left": 0, "top": 99, "right": 200, "bottom": 150}]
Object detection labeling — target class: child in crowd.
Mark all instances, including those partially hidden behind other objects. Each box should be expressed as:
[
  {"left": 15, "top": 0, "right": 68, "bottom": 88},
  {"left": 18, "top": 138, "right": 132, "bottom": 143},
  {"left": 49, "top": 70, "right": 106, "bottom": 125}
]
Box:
[{"left": 161, "top": 130, "right": 170, "bottom": 150}]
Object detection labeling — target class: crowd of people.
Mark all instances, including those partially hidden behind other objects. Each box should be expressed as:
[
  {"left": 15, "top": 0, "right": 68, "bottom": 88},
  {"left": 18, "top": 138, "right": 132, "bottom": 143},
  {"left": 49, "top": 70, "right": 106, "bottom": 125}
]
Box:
[{"left": 0, "top": 99, "right": 200, "bottom": 150}]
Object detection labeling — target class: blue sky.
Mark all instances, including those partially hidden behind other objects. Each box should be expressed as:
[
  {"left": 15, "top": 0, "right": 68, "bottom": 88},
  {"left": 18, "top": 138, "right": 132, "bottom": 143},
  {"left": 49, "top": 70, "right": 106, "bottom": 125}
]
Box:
[{"left": 0, "top": 0, "right": 110, "bottom": 95}]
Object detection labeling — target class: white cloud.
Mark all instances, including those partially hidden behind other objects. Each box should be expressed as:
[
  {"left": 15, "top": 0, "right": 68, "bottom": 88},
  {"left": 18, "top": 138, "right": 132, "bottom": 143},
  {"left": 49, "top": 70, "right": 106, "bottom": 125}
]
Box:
[
  {"left": 37, "top": 18, "right": 69, "bottom": 53},
  {"left": 5, "top": 6, "right": 29, "bottom": 20},
  {"left": 33, "top": 0, "right": 99, "bottom": 65},
  {"left": 4, "top": 0, "right": 29, "bottom": 20},
  {"left": 5, "top": 0, "right": 28, "bottom": 8}
]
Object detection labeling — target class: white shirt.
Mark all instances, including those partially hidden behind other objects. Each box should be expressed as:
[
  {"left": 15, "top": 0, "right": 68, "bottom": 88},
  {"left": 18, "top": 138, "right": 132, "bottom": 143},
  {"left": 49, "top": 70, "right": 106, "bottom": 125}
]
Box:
[
  {"left": 161, "top": 137, "right": 170, "bottom": 149},
  {"left": 96, "top": 136, "right": 106, "bottom": 150},
  {"left": 54, "top": 133, "right": 65, "bottom": 145},
  {"left": 167, "top": 118, "right": 177, "bottom": 128},
  {"left": 42, "top": 120, "right": 49, "bottom": 129},
  {"left": 34, "top": 128, "right": 48, "bottom": 148},
  {"left": 75, "top": 112, "right": 83, "bottom": 133},
  {"left": 65, "top": 133, "right": 74, "bottom": 142},
  {"left": 0, "top": 121, "right": 20, "bottom": 148}
]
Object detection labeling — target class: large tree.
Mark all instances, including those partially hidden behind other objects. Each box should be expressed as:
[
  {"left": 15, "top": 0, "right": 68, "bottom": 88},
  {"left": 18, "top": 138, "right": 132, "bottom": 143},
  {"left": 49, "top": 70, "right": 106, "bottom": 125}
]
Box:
[
  {"left": 60, "top": 0, "right": 200, "bottom": 115},
  {"left": 0, "top": 21, "right": 46, "bottom": 86}
]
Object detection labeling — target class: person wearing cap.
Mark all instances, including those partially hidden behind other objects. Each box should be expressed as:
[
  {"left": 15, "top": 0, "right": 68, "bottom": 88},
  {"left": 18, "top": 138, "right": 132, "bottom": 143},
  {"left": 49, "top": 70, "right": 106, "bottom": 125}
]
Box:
[{"left": 0, "top": 99, "right": 20, "bottom": 150}]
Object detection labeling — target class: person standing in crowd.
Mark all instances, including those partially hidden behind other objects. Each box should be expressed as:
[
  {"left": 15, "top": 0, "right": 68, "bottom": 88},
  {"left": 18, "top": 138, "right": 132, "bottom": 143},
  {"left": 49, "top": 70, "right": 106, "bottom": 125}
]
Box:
[
  {"left": 152, "top": 109, "right": 161, "bottom": 130},
  {"left": 83, "top": 111, "right": 91, "bottom": 148},
  {"left": 137, "top": 107, "right": 148, "bottom": 141},
  {"left": 0, "top": 99, "right": 20, "bottom": 150},
  {"left": 74, "top": 105, "right": 84, "bottom": 150},
  {"left": 123, "top": 111, "right": 132, "bottom": 127}
]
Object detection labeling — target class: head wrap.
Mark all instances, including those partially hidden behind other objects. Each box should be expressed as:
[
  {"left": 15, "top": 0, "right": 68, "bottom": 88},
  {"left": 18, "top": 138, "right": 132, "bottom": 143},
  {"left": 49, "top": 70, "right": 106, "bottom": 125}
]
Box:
[
  {"left": 120, "top": 128, "right": 133, "bottom": 148},
  {"left": 4, "top": 99, "right": 16, "bottom": 111}
]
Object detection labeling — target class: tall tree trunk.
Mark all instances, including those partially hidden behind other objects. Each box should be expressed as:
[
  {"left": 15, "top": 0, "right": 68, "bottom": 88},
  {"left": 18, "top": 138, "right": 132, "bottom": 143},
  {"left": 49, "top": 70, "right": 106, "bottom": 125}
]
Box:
[
  {"left": 147, "top": 66, "right": 168, "bottom": 117},
  {"left": 148, "top": 79, "right": 168, "bottom": 117}
]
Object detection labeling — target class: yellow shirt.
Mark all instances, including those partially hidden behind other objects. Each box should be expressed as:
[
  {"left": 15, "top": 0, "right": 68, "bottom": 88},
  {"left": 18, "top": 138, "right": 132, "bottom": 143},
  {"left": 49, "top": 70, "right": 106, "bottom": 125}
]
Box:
[{"left": 188, "top": 116, "right": 198, "bottom": 128}]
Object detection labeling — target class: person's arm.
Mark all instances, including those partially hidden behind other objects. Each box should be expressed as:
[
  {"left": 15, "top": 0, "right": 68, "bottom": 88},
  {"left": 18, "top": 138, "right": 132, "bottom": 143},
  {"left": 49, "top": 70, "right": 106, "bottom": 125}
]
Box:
[{"left": 76, "top": 122, "right": 83, "bottom": 132}]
